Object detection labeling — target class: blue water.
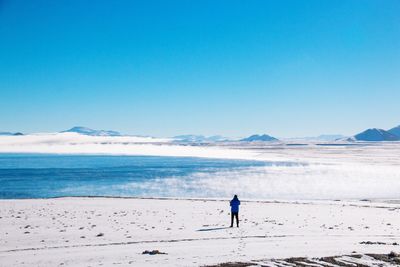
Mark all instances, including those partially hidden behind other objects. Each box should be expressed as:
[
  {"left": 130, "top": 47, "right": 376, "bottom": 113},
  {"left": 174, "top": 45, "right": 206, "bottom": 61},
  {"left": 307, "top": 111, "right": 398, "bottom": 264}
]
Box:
[{"left": 0, "top": 154, "right": 267, "bottom": 199}]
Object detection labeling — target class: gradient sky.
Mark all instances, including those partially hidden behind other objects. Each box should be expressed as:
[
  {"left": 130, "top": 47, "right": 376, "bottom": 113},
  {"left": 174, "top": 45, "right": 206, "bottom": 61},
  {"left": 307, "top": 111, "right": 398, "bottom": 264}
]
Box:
[{"left": 1, "top": 0, "right": 399, "bottom": 138}]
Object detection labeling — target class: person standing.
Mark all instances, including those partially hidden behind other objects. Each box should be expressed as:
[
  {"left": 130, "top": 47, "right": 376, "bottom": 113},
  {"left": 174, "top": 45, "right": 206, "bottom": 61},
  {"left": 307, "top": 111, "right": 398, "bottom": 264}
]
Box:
[{"left": 230, "top": 195, "right": 240, "bottom": 227}]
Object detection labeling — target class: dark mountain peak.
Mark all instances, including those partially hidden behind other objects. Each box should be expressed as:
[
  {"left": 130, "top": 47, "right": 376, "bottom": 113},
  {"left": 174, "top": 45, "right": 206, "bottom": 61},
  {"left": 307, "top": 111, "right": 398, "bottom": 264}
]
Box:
[
  {"left": 240, "top": 134, "right": 278, "bottom": 142},
  {"left": 388, "top": 125, "right": 400, "bottom": 137},
  {"left": 353, "top": 128, "right": 399, "bottom": 141}
]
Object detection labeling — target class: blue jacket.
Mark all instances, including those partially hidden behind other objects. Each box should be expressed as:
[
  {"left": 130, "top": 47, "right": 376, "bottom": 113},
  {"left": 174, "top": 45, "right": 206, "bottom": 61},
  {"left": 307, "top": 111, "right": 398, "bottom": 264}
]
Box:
[{"left": 230, "top": 199, "right": 240, "bottom": 213}]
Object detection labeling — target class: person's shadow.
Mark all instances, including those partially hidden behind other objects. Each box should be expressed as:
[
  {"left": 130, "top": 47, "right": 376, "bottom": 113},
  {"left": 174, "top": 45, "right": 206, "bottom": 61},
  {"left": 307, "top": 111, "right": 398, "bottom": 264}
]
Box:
[{"left": 196, "top": 227, "right": 231, "bottom": 232}]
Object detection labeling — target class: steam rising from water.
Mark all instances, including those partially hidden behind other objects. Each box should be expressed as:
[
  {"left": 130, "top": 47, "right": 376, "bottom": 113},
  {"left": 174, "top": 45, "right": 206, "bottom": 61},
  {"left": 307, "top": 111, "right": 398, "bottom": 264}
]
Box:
[
  {"left": 2, "top": 134, "right": 400, "bottom": 200},
  {"left": 122, "top": 164, "right": 400, "bottom": 200},
  {"left": 67, "top": 163, "right": 400, "bottom": 200}
]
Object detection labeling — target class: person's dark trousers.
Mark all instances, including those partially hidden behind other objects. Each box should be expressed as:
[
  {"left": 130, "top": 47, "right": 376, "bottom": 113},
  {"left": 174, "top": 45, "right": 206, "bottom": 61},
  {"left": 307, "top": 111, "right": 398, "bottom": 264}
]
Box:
[{"left": 230, "top": 212, "right": 239, "bottom": 227}]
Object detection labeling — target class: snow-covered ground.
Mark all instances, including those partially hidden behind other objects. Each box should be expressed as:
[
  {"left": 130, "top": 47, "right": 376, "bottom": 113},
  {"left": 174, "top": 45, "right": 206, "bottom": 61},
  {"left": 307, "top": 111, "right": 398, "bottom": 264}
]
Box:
[{"left": 0, "top": 197, "right": 399, "bottom": 266}]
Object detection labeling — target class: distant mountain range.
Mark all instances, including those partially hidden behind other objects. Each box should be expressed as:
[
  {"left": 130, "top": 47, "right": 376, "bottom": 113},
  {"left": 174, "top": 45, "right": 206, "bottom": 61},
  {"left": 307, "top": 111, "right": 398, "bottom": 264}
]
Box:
[
  {"left": 314, "top": 134, "right": 345, "bottom": 141},
  {"left": 0, "top": 132, "right": 23, "bottom": 136},
  {"left": 173, "top": 134, "right": 279, "bottom": 143},
  {"left": 61, "top": 127, "right": 122, "bottom": 136},
  {"left": 284, "top": 134, "right": 346, "bottom": 141},
  {"left": 351, "top": 125, "right": 400, "bottom": 141},
  {"left": 3, "top": 124, "right": 400, "bottom": 142},
  {"left": 240, "top": 134, "right": 278, "bottom": 142},
  {"left": 173, "top": 135, "right": 228, "bottom": 143}
]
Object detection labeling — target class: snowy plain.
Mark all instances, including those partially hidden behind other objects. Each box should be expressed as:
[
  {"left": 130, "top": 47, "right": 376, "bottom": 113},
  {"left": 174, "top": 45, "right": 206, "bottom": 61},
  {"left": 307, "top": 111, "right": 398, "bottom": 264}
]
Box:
[{"left": 0, "top": 198, "right": 399, "bottom": 266}]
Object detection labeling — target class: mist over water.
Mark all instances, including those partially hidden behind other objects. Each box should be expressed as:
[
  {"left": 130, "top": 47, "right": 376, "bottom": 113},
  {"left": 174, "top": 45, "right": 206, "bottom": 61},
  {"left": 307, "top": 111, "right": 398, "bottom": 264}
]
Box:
[
  {"left": 130, "top": 164, "right": 400, "bottom": 200},
  {"left": 1, "top": 154, "right": 399, "bottom": 200},
  {"left": 0, "top": 154, "right": 266, "bottom": 199}
]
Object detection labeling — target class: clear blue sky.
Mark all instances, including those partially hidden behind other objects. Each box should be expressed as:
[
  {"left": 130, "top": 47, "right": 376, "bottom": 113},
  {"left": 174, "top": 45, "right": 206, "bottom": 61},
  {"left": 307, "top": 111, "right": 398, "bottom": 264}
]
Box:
[{"left": 1, "top": 0, "right": 399, "bottom": 137}]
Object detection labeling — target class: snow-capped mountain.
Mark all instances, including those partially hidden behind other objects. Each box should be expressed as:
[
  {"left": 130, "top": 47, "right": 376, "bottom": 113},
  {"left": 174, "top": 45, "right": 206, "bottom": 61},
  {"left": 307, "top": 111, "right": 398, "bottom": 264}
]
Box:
[
  {"left": 61, "top": 127, "right": 122, "bottom": 136},
  {"left": 240, "top": 134, "right": 278, "bottom": 142},
  {"left": 388, "top": 125, "right": 400, "bottom": 138},
  {"left": 173, "top": 135, "right": 228, "bottom": 143},
  {"left": 352, "top": 128, "right": 399, "bottom": 141}
]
